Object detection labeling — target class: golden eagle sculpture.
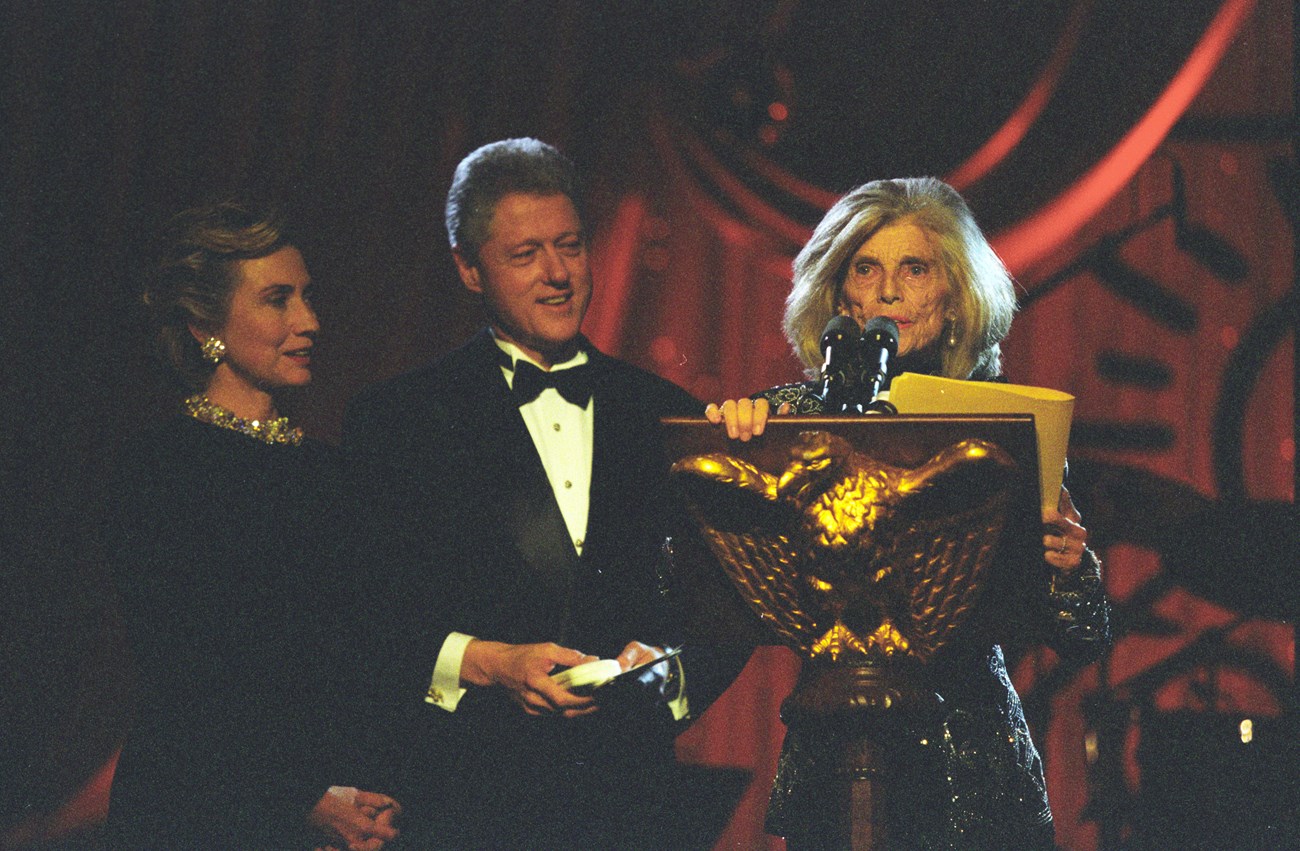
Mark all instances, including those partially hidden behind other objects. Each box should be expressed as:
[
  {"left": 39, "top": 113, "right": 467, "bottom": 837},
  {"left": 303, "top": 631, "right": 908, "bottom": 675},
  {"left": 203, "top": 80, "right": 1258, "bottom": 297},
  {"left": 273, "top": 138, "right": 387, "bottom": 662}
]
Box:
[{"left": 671, "top": 431, "right": 1018, "bottom": 664}]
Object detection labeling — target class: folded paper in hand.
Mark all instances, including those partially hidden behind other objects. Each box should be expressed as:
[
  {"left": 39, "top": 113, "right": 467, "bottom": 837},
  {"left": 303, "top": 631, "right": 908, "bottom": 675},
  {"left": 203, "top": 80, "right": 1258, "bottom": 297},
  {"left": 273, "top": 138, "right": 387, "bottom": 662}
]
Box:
[
  {"left": 886, "top": 373, "right": 1074, "bottom": 511},
  {"left": 550, "top": 647, "right": 683, "bottom": 693},
  {"left": 549, "top": 658, "right": 624, "bottom": 691}
]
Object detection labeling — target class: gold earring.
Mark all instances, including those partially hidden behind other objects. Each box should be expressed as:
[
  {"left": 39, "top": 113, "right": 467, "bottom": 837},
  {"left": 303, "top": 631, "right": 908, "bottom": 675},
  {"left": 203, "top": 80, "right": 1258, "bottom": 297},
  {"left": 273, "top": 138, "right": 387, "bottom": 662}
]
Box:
[
  {"left": 201, "top": 336, "right": 227, "bottom": 364},
  {"left": 945, "top": 316, "right": 958, "bottom": 348}
]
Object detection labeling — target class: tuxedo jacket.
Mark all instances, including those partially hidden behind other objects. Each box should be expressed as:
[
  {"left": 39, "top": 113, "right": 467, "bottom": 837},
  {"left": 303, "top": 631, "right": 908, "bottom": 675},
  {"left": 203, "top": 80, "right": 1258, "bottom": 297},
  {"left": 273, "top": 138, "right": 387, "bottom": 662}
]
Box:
[{"left": 342, "top": 329, "right": 732, "bottom": 847}]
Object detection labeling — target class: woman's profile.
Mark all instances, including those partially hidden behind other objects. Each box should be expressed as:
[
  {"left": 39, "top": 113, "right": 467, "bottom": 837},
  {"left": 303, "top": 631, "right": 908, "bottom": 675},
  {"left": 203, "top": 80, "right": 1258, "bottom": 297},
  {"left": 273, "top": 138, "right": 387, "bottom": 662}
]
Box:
[{"left": 105, "top": 201, "right": 400, "bottom": 850}]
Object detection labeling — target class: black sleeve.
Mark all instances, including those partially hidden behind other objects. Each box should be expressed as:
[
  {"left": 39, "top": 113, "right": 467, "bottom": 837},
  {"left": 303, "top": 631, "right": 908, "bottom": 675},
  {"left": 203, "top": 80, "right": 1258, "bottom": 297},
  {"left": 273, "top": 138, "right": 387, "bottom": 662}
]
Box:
[
  {"left": 1043, "top": 546, "right": 1111, "bottom": 665},
  {"left": 336, "top": 387, "right": 467, "bottom": 784}
]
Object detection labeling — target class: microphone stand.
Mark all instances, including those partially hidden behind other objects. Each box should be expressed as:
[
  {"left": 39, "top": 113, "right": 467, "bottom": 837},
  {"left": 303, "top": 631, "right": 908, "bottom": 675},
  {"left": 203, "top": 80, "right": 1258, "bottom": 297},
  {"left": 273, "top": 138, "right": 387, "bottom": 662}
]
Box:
[{"left": 861, "top": 318, "right": 899, "bottom": 414}]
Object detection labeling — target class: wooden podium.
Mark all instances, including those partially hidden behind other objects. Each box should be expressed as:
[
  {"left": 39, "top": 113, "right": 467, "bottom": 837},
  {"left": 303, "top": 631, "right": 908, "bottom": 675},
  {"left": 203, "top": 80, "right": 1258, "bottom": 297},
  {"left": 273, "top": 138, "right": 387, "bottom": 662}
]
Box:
[{"left": 661, "top": 415, "right": 1042, "bottom": 850}]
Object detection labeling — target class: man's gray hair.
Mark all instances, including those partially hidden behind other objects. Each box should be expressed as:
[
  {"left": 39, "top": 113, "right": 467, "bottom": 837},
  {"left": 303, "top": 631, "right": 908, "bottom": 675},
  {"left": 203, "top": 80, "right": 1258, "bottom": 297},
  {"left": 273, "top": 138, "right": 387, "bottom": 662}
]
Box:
[{"left": 445, "top": 138, "right": 583, "bottom": 263}]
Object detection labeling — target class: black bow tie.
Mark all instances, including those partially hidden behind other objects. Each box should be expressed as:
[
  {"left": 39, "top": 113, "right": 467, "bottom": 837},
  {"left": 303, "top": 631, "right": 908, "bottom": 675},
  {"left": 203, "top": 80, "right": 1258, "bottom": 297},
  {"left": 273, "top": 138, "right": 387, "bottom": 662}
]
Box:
[{"left": 509, "top": 359, "right": 594, "bottom": 408}]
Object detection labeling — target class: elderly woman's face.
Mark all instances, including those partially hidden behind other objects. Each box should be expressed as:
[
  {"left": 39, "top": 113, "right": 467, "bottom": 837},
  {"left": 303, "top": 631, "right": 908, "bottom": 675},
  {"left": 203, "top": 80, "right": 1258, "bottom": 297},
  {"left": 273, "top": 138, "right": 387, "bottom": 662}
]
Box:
[{"left": 837, "top": 220, "right": 949, "bottom": 357}]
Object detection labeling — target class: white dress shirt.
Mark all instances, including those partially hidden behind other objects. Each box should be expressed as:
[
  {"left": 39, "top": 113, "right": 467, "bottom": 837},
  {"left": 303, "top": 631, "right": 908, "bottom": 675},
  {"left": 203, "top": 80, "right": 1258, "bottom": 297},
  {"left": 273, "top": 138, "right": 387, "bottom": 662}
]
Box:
[
  {"left": 424, "top": 335, "right": 686, "bottom": 720},
  {"left": 425, "top": 338, "right": 592, "bottom": 711}
]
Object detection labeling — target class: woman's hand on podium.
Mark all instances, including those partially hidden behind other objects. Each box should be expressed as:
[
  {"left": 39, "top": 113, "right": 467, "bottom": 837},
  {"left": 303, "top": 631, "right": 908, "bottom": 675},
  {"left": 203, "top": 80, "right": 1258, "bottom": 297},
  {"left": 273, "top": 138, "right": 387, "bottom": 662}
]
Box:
[
  {"left": 309, "top": 786, "right": 402, "bottom": 851},
  {"left": 704, "top": 397, "right": 789, "bottom": 441}
]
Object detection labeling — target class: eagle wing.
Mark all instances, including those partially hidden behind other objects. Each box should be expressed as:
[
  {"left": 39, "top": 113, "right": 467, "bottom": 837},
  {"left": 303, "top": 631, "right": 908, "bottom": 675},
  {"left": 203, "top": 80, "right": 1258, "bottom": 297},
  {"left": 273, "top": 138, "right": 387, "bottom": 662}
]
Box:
[
  {"left": 877, "top": 439, "right": 1019, "bottom": 662},
  {"left": 671, "top": 453, "right": 822, "bottom": 653}
]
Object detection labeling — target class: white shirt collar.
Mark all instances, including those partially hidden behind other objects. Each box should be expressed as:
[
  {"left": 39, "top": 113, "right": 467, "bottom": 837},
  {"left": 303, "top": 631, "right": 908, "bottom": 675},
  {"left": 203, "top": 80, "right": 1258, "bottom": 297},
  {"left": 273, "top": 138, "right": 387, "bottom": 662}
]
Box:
[{"left": 490, "top": 331, "right": 589, "bottom": 372}]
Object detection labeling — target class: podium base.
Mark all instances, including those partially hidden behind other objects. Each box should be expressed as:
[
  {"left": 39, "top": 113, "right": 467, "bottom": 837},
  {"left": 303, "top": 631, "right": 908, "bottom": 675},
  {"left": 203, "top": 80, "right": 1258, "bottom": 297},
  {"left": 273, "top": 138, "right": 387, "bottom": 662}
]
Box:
[{"left": 776, "top": 662, "right": 943, "bottom": 851}]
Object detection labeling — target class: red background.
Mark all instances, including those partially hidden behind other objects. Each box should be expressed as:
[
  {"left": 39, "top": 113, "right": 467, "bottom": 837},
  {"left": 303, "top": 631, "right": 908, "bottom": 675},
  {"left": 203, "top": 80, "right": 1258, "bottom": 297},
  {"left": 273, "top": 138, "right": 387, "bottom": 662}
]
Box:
[{"left": 2, "top": 2, "right": 1292, "bottom": 848}]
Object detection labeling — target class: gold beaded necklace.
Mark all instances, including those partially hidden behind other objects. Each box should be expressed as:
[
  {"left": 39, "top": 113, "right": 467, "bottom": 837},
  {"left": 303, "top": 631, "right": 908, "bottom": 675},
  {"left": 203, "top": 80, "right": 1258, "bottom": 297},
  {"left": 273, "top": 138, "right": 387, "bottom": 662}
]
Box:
[{"left": 183, "top": 395, "right": 303, "bottom": 446}]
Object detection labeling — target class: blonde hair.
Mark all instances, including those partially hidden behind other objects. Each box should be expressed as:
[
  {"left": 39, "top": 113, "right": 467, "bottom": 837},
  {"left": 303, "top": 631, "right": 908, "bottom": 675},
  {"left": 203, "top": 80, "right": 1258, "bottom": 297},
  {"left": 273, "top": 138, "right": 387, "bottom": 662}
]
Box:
[{"left": 784, "top": 177, "right": 1015, "bottom": 380}]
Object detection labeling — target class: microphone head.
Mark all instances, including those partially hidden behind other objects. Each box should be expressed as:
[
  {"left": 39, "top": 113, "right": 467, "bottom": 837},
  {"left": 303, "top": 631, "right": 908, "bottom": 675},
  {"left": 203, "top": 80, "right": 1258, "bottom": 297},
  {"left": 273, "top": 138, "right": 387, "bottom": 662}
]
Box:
[
  {"left": 862, "top": 316, "right": 900, "bottom": 355},
  {"left": 820, "top": 314, "right": 863, "bottom": 350}
]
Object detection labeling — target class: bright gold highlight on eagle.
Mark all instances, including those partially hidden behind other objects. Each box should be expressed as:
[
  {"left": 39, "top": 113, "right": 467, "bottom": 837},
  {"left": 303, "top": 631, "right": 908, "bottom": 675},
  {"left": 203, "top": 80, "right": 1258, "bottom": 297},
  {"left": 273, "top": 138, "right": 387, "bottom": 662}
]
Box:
[{"left": 673, "top": 432, "right": 1017, "bottom": 663}]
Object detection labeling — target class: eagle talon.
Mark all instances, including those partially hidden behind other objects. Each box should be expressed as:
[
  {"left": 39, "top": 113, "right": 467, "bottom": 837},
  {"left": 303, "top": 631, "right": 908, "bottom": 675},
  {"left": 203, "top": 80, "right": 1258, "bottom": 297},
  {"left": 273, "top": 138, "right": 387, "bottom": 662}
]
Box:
[
  {"left": 867, "top": 619, "right": 910, "bottom": 656},
  {"left": 810, "top": 622, "right": 869, "bottom": 661}
]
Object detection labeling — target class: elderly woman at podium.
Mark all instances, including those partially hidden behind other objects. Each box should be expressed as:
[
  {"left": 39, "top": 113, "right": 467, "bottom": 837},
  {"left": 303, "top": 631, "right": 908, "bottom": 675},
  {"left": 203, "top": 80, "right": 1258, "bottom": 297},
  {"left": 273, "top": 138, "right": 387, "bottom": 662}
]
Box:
[{"left": 705, "top": 177, "right": 1110, "bottom": 849}]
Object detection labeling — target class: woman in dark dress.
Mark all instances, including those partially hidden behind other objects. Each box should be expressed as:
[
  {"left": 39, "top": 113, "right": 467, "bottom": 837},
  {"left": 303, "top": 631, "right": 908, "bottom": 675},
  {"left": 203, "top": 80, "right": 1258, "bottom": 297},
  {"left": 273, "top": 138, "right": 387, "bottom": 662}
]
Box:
[
  {"left": 707, "top": 177, "right": 1110, "bottom": 849},
  {"left": 105, "top": 202, "right": 401, "bottom": 850}
]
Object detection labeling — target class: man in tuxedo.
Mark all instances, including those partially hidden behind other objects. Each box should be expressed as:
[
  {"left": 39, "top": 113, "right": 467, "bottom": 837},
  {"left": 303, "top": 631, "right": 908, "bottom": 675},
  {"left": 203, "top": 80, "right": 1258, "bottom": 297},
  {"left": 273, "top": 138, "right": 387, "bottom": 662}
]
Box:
[{"left": 343, "top": 138, "right": 738, "bottom": 848}]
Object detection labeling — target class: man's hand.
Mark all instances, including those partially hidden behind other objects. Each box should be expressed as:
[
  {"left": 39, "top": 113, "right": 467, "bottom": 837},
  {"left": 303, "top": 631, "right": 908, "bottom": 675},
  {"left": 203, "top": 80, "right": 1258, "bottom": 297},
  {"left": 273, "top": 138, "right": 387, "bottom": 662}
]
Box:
[
  {"left": 614, "top": 640, "right": 665, "bottom": 672},
  {"left": 588, "top": 641, "right": 680, "bottom": 722},
  {"left": 461, "top": 639, "right": 600, "bottom": 717},
  {"left": 607, "top": 640, "right": 675, "bottom": 700}
]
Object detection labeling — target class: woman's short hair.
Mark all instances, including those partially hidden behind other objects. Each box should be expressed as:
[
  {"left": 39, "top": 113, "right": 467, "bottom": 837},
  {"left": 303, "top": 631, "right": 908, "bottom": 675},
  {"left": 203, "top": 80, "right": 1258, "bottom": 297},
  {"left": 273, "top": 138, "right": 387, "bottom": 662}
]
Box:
[
  {"left": 784, "top": 177, "right": 1016, "bottom": 380},
  {"left": 445, "top": 137, "right": 583, "bottom": 264},
  {"left": 144, "top": 200, "right": 290, "bottom": 389}
]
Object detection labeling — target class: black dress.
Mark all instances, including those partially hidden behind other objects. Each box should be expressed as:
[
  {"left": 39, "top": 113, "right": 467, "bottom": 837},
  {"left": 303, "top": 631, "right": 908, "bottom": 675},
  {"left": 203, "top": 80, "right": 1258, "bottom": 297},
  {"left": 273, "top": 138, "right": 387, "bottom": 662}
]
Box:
[
  {"left": 754, "top": 380, "right": 1110, "bottom": 850},
  {"left": 105, "top": 416, "right": 366, "bottom": 850}
]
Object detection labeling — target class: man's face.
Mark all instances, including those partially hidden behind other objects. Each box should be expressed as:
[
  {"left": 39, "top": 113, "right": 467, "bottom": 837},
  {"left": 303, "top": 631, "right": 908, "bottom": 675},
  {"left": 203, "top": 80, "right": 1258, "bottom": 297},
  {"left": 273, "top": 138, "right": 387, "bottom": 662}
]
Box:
[{"left": 454, "top": 192, "right": 592, "bottom": 368}]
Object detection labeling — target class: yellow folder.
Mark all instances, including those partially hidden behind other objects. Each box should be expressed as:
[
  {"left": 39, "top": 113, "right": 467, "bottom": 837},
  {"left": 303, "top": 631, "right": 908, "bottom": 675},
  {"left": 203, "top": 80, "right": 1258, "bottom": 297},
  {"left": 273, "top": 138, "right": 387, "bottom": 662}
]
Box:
[{"left": 886, "top": 373, "right": 1074, "bottom": 512}]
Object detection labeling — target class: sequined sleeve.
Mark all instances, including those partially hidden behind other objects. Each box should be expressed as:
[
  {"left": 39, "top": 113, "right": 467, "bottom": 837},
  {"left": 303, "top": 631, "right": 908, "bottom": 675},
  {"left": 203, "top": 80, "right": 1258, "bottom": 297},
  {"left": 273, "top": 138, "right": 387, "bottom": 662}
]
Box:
[
  {"left": 753, "top": 382, "right": 825, "bottom": 414},
  {"left": 1045, "top": 545, "right": 1110, "bottom": 663}
]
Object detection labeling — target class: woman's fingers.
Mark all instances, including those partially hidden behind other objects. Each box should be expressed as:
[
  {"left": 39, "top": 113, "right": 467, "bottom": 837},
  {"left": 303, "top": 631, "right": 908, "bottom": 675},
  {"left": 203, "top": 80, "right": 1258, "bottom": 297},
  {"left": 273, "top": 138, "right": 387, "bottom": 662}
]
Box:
[{"left": 703, "top": 398, "right": 772, "bottom": 440}]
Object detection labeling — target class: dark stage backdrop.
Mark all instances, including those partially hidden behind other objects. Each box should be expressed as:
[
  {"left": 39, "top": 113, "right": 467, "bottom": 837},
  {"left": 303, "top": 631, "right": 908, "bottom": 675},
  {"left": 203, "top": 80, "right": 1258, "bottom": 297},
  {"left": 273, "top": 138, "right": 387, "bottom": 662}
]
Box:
[{"left": 2, "top": 2, "right": 1293, "bottom": 849}]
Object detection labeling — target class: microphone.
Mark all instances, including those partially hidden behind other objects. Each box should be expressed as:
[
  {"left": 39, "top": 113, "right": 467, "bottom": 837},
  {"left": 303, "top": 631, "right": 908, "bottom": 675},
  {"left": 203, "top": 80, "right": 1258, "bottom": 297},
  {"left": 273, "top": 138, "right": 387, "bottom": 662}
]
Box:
[
  {"left": 818, "top": 315, "right": 866, "bottom": 413},
  {"left": 860, "top": 316, "right": 899, "bottom": 413}
]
